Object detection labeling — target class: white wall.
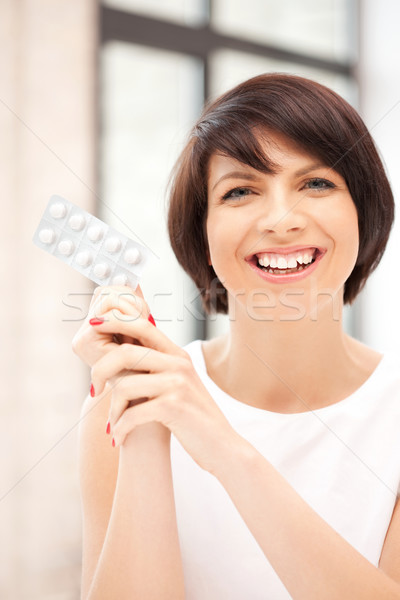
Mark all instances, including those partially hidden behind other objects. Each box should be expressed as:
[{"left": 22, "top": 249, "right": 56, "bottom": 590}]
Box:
[
  {"left": 356, "top": 0, "right": 400, "bottom": 353},
  {"left": 0, "top": 1, "right": 97, "bottom": 597}
]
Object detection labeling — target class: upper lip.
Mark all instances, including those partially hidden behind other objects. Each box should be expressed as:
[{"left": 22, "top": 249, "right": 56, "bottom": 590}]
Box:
[{"left": 246, "top": 245, "right": 326, "bottom": 261}]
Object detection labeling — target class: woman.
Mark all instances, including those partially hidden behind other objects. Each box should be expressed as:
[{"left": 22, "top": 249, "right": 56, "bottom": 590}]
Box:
[{"left": 73, "top": 73, "right": 400, "bottom": 599}]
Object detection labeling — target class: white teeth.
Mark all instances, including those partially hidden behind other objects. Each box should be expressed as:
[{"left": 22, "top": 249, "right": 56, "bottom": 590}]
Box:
[
  {"left": 258, "top": 255, "right": 269, "bottom": 267},
  {"left": 277, "top": 257, "right": 287, "bottom": 269},
  {"left": 298, "top": 253, "right": 311, "bottom": 265},
  {"left": 257, "top": 249, "right": 317, "bottom": 270}
]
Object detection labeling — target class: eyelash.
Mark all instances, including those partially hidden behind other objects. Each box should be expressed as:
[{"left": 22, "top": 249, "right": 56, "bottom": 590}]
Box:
[
  {"left": 222, "top": 187, "right": 252, "bottom": 200},
  {"left": 221, "top": 178, "right": 336, "bottom": 201},
  {"left": 302, "top": 178, "right": 336, "bottom": 191}
]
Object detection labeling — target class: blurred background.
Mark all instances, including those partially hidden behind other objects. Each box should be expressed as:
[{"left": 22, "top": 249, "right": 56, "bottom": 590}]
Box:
[{"left": 1, "top": 0, "right": 399, "bottom": 597}]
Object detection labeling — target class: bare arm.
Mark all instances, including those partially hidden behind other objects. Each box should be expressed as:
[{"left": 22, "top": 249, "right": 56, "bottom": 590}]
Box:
[
  {"left": 73, "top": 285, "right": 185, "bottom": 599},
  {"left": 79, "top": 387, "right": 184, "bottom": 600},
  {"left": 215, "top": 438, "right": 400, "bottom": 600}
]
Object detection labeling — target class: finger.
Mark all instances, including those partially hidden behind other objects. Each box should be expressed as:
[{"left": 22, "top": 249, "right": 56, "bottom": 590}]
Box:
[
  {"left": 107, "top": 372, "right": 166, "bottom": 429},
  {"left": 86, "top": 286, "right": 151, "bottom": 349},
  {"left": 91, "top": 344, "right": 171, "bottom": 394},
  {"left": 89, "top": 284, "right": 136, "bottom": 311},
  {"left": 87, "top": 305, "right": 148, "bottom": 347},
  {"left": 91, "top": 343, "right": 187, "bottom": 396},
  {"left": 94, "top": 284, "right": 143, "bottom": 300},
  {"left": 112, "top": 397, "right": 168, "bottom": 446},
  {"left": 87, "top": 287, "right": 150, "bottom": 349},
  {"left": 89, "top": 283, "right": 149, "bottom": 315},
  {"left": 131, "top": 285, "right": 157, "bottom": 326},
  {"left": 133, "top": 284, "right": 146, "bottom": 301},
  {"left": 72, "top": 314, "right": 120, "bottom": 364},
  {"left": 74, "top": 285, "right": 150, "bottom": 366},
  {"left": 88, "top": 309, "right": 187, "bottom": 358},
  {"left": 90, "top": 291, "right": 142, "bottom": 320}
]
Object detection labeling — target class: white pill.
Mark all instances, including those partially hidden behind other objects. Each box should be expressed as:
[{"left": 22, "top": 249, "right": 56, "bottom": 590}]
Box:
[
  {"left": 76, "top": 251, "right": 93, "bottom": 267},
  {"left": 87, "top": 225, "right": 104, "bottom": 242},
  {"left": 93, "top": 263, "right": 110, "bottom": 279},
  {"left": 58, "top": 240, "right": 74, "bottom": 256},
  {"left": 104, "top": 237, "right": 121, "bottom": 253},
  {"left": 69, "top": 214, "right": 86, "bottom": 231},
  {"left": 112, "top": 273, "right": 128, "bottom": 286},
  {"left": 49, "top": 202, "right": 67, "bottom": 219},
  {"left": 39, "top": 228, "right": 55, "bottom": 244},
  {"left": 124, "top": 247, "right": 141, "bottom": 265}
]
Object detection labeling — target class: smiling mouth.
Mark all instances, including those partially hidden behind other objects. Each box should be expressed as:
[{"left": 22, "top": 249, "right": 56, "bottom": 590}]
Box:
[{"left": 252, "top": 248, "right": 322, "bottom": 276}]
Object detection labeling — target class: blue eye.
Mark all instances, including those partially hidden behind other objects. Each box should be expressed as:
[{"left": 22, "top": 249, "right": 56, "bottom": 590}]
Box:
[
  {"left": 304, "top": 178, "right": 335, "bottom": 191},
  {"left": 222, "top": 187, "right": 252, "bottom": 200}
]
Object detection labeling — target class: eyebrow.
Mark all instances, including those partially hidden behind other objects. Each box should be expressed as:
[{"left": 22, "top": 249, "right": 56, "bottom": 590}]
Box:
[
  {"left": 211, "top": 171, "right": 264, "bottom": 191},
  {"left": 211, "top": 162, "right": 329, "bottom": 191},
  {"left": 294, "top": 162, "right": 328, "bottom": 177}
]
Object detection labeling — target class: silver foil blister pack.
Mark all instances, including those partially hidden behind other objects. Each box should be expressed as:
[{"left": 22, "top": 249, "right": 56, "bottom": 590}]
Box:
[{"left": 33, "top": 195, "right": 155, "bottom": 288}]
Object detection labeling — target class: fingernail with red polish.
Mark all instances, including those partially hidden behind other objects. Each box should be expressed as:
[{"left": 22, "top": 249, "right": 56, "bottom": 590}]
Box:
[
  {"left": 89, "top": 317, "right": 104, "bottom": 326},
  {"left": 90, "top": 383, "right": 95, "bottom": 397},
  {"left": 106, "top": 421, "right": 110, "bottom": 435},
  {"left": 148, "top": 313, "right": 156, "bottom": 327},
  {"left": 112, "top": 438, "right": 115, "bottom": 447}
]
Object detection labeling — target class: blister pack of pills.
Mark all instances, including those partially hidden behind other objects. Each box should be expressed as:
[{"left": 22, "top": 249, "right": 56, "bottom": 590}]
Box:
[{"left": 33, "top": 195, "right": 156, "bottom": 288}]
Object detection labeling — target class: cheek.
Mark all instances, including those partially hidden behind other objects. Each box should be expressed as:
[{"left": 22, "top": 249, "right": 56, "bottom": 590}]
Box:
[
  {"left": 326, "top": 201, "right": 359, "bottom": 272},
  {"left": 205, "top": 213, "right": 244, "bottom": 285},
  {"left": 339, "top": 203, "right": 359, "bottom": 257},
  {"left": 206, "top": 215, "right": 231, "bottom": 264}
]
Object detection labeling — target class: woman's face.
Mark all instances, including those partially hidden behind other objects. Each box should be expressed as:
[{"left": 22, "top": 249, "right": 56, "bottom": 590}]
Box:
[{"left": 206, "top": 132, "right": 359, "bottom": 320}]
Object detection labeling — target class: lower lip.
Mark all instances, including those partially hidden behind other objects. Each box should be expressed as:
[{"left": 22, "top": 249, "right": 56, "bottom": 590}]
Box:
[{"left": 247, "top": 252, "right": 325, "bottom": 284}]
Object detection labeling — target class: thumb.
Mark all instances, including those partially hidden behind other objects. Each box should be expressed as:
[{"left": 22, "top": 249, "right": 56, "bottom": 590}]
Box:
[
  {"left": 133, "top": 284, "right": 149, "bottom": 314},
  {"left": 134, "top": 283, "right": 145, "bottom": 300},
  {"left": 135, "top": 284, "right": 156, "bottom": 327}
]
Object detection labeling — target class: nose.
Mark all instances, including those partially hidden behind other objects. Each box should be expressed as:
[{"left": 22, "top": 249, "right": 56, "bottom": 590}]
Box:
[{"left": 256, "top": 194, "right": 307, "bottom": 236}]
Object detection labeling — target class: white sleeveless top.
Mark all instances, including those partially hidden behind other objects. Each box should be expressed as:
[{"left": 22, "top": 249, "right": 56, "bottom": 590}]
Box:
[{"left": 170, "top": 340, "right": 400, "bottom": 600}]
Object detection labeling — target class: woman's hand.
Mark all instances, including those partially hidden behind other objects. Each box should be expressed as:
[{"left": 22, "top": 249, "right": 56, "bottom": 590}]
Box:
[
  {"left": 90, "top": 311, "right": 241, "bottom": 475},
  {"left": 77, "top": 295, "right": 185, "bottom": 600},
  {"left": 72, "top": 284, "right": 152, "bottom": 367}
]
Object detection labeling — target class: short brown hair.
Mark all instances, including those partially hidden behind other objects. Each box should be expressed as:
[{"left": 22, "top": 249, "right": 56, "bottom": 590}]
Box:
[{"left": 168, "top": 73, "right": 395, "bottom": 313}]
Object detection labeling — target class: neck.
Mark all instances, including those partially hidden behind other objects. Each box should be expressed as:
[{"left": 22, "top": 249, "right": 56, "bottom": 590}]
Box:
[
  {"left": 211, "top": 294, "right": 366, "bottom": 413},
  {"left": 231, "top": 294, "right": 347, "bottom": 365}
]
